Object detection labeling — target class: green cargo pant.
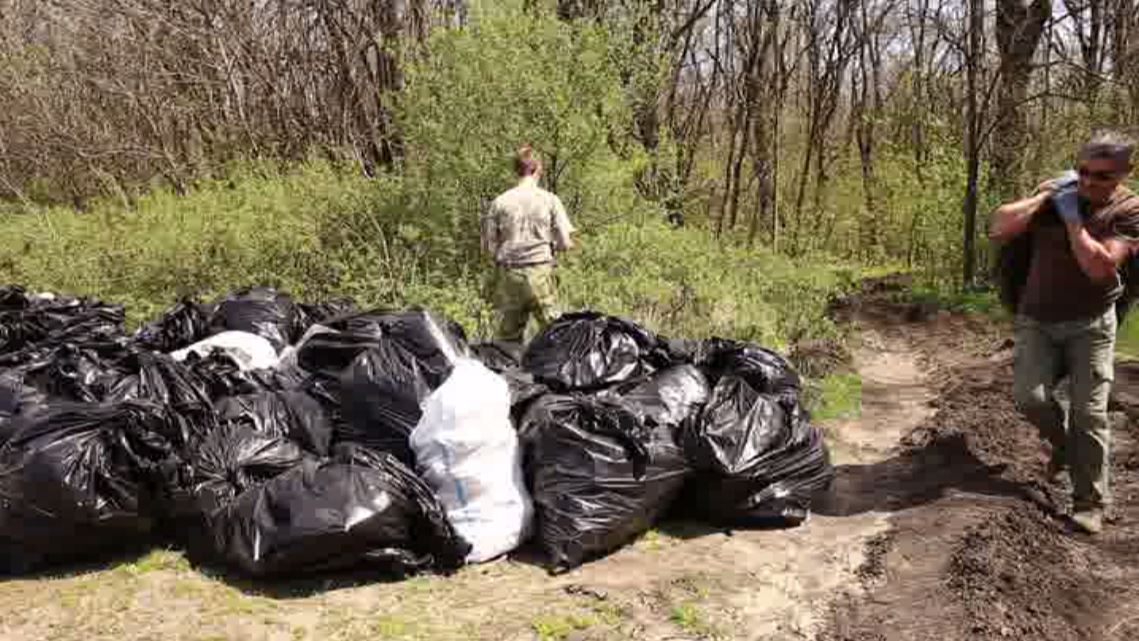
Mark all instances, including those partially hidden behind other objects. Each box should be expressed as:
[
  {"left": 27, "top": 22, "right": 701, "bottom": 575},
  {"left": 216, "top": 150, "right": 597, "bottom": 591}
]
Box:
[
  {"left": 1012, "top": 308, "right": 1117, "bottom": 510},
  {"left": 493, "top": 263, "right": 559, "bottom": 343}
]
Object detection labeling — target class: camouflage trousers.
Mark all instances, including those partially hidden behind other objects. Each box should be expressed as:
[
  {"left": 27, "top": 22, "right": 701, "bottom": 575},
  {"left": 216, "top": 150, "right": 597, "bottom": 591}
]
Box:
[{"left": 493, "top": 263, "right": 560, "bottom": 343}]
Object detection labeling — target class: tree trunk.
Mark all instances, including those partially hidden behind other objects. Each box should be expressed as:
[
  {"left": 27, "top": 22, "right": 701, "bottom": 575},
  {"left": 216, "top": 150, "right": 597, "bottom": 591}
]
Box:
[
  {"left": 963, "top": 0, "right": 985, "bottom": 287},
  {"left": 991, "top": 0, "right": 1051, "bottom": 201}
]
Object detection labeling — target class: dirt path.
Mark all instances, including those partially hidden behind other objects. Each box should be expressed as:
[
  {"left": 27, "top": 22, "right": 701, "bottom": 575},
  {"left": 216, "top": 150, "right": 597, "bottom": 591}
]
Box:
[{"left": 825, "top": 283, "right": 1139, "bottom": 641}]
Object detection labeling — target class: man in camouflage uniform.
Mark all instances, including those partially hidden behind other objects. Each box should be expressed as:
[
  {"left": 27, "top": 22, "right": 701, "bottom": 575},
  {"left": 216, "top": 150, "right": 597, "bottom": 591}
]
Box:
[{"left": 481, "top": 146, "right": 576, "bottom": 343}]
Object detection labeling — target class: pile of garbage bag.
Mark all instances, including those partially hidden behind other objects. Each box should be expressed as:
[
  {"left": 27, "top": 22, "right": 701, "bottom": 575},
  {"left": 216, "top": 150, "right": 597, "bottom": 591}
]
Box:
[{"left": 0, "top": 285, "right": 833, "bottom": 579}]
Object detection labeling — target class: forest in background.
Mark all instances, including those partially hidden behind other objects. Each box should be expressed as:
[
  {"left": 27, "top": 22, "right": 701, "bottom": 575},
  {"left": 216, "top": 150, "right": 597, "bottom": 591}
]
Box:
[{"left": 0, "top": 0, "right": 1136, "bottom": 338}]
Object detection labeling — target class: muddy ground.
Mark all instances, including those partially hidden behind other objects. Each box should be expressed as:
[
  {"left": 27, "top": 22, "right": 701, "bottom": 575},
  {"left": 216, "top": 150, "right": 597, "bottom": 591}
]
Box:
[
  {"left": 3, "top": 280, "right": 1137, "bottom": 640},
  {"left": 825, "top": 280, "right": 1139, "bottom": 641}
]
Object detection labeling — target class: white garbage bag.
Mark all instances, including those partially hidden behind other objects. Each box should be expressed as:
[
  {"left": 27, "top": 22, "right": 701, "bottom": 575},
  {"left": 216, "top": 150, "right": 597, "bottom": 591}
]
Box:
[
  {"left": 410, "top": 358, "right": 533, "bottom": 563},
  {"left": 170, "top": 330, "right": 279, "bottom": 371}
]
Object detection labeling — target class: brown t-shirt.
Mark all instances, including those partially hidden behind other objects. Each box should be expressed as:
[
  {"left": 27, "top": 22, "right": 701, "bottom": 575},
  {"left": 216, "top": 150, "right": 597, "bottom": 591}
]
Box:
[{"left": 1019, "top": 186, "right": 1139, "bottom": 322}]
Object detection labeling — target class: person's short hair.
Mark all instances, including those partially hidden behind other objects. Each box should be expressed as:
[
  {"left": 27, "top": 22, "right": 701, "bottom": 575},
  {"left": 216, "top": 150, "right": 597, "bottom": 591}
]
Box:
[
  {"left": 1078, "top": 130, "right": 1135, "bottom": 169},
  {"left": 514, "top": 145, "right": 541, "bottom": 177}
]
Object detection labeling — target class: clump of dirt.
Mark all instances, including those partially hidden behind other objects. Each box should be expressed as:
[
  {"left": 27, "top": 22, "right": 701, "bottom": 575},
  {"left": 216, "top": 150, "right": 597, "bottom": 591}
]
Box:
[
  {"left": 945, "top": 504, "right": 1108, "bottom": 641},
  {"left": 823, "top": 285, "right": 1139, "bottom": 641}
]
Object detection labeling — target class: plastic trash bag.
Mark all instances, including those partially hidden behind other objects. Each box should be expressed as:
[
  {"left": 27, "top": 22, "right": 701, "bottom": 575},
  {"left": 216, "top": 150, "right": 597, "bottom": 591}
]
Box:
[
  {"left": 208, "top": 287, "right": 300, "bottom": 352},
  {"left": 296, "top": 298, "right": 358, "bottom": 334},
  {"left": 276, "top": 324, "right": 337, "bottom": 372},
  {"left": 411, "top": 359, "right": 533, "bottom": 563},
  {"left": 215, "top": 389, "right": 333, "bottom": 456},
  {"left": 171, "top": 331, "right": 280, "bottom": 371},
  {"left": 680, "top": 338, "right": 801, "bottom": 398},
  {"left": 338, "top": 344, "right": 433, "bottom": 465},
  {"left": 297, "top": 310, "right": 466, "bottom": 381},
  {"left": 189, "top": 422, "right": 312, "bottom": 516},
  {"left": 0, "top": 401, "right": 171, "bottom": 573},
  {"left": 470, "top": 341, "right": 523, "bottom": 371},
  {"left": 471, "top": 342, "right": 547, "bottom": 423},
  {"left": 133, "top": 298, "right": 214, "bottom": 352},
  {"left": 186, "top": 351, "right": 309, "bottom": 399},
  {"left": 0, "top": 288, "right": 126, "bottom": 358},
  {"left": 681, "top": 375, "right": 833, "bottom": 526},
  {"left": 336, "top": 311, "right": 464, "bottom": 464},
  {"left": 21, "top": 343, "right": 127, "bottom": 403},
  {"left": 520, "top": 394, "right": 689, "bottom": 570},
  {"left": 611, "top": 365, "right": 709, "bottom": 428},
  {"left": 522, "top": 312, "right": 671, "bottom": 391},
  {"left": 0, "top": 371, "right": 45, "bottom": 441},
  {"left": 106, "top": 351, "right": 216, "bottom": 449},
  {"left": 207, "top": 445, "right": 469, "bottom": 578}
]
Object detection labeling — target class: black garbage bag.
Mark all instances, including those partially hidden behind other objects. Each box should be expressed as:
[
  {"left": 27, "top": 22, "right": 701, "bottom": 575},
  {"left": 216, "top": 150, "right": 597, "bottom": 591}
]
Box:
[
  {"left": 611, "top": 365, "right": 709, "bottom": 429},
  {"left": 679, "top": 338, "right": 801, "bottom": 398},
  {"left": 520, "top": 394, "right": 689, "bottom": 570},
  {"left": 522, "top": 311, "right": 670, "bottom": 391},
  {"left": 133, "top": 298, "right": 214, "bottom": 352},
  {"left": 20, "top": 343, "right": 128, "bottom": 403},
  {"left": 332, "top": 311, "right": 465, "bottom": 463},
  {"left": 0, "top": 371, "right": 45, "bottom": 442},
  {"left": 680, "top": 375, "right": 833, "bottom": 526},
  {"left": 297, "top": 309, "right": 465, "bottom": 381},
  {"left": 296, "top": 298, "right": 358, "bottom": 334},
  {"left": 186, "top": 350, "right": 308, "bottom": 399},
  {"left": 471, "top": 341, "right": 523, "bottom": 371},
  {"left": 208, "top": 287, "right": 300, "bottom": 352},
  {"left": 215, "top": 390, "right": 333, "bottom": 456},
  {"left": 337, "top": 344, "right": 433, "bottom": 465},
  {"left": 106, "top": 351, "right": 215, "bottom": 449},
  {"left": 188, "top": 422, "right": 312, "bottom": 516},
  {"left": 0, "top": 289, "right": 126, "bottom": 358},
  {"left": 207, "top": 444, "right": 469, "bottom": 578},
  {"left": 0, "top": 401, "right": 172, "bottom": 573}
]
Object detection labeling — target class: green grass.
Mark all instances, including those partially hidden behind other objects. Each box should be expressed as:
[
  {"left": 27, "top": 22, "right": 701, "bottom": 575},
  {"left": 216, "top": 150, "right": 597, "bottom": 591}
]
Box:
[
  {"left": 1119, "top": 313, "right": 1139, "bottom": 359},
  {"left": 900, "top": 283, "right": 1007, "bottom": 317},
  {"left": 530, "top": 612, "right": 599, "bottom": 640},
  {"left": 668, "top": 602, "right": 719, "bottom": 639},
  {"left": 808, "top": 372, "right": 863, "bottom": 421}
]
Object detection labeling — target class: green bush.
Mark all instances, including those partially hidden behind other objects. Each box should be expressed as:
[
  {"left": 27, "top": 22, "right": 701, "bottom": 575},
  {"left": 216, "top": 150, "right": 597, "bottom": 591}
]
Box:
[
  {"left": 559, "top": 219, "right": 854, "bottom": 347},
  {"left": 0, "top": 3, "right": 852, "bottom": 348},
  {"left": 0, "top": 161, "right": 849, "bottom": 346}
]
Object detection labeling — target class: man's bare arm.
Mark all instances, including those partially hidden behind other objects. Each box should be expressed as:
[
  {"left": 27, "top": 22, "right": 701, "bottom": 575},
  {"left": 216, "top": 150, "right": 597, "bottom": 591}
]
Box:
[
  {"left": 1066, "top": 223, "right": 1134, "bottom": 282},
  {"left": 989, "top": 186, "right": 1052, "bottom": 242}
]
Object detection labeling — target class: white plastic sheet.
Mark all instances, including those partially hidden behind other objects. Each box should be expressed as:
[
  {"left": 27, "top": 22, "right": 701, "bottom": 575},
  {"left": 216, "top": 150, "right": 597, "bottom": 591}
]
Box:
[{"left": 170, "top": 330, "right": 279, "bottom": 371}]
